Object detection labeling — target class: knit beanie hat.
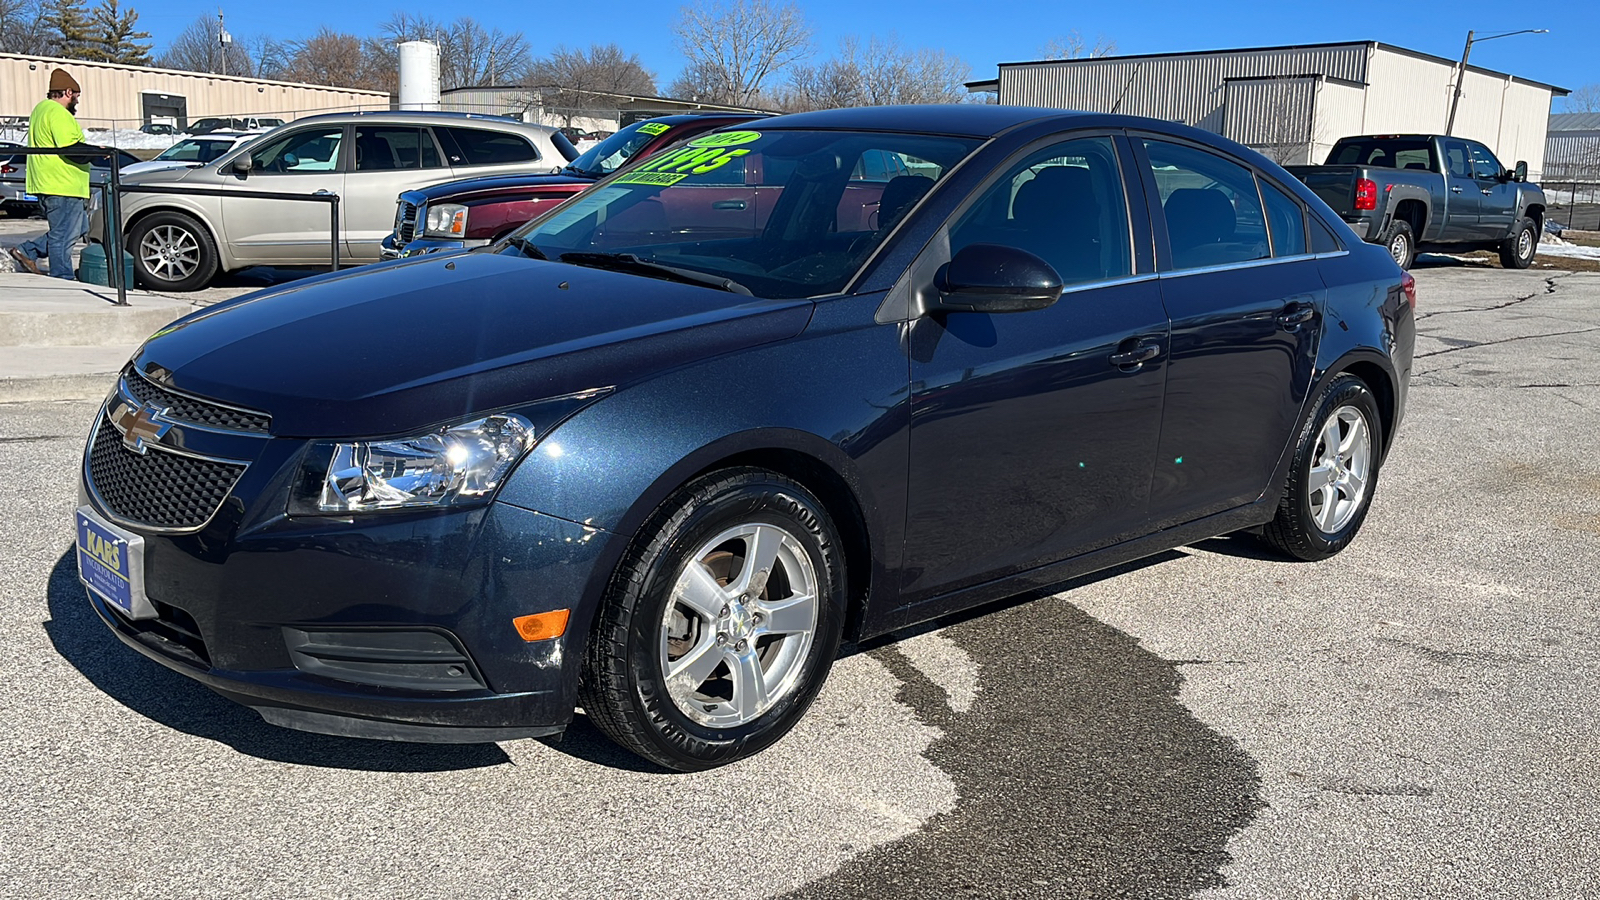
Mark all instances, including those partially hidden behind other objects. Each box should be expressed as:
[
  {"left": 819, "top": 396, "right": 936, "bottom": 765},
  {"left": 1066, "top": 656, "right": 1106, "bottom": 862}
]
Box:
[{"left": 49, "top": 69, "right": 81, "bottom": 92}]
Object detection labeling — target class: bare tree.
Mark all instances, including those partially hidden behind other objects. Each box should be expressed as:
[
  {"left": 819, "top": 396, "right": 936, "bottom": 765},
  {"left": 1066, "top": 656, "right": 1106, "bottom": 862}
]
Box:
[
  {"left": 158, "top": 13, "right": 252, "bottom": 75},
  {"left": 0, "top": 0, "right": 53, "bottom": 55},
  {"left": 671, "top": 0, "right": 810, "bottom": 106},
  {"left": 526, "top": 43, "right": 656, "bottom": 125},
  {"left": 279, "top": 27, "right": 386, "bottom": 91},
  {"left": 1566, "top": 84, "right": 1600, "bottom": 114},
  {"left": 1040, "top": 31, "right": 1117, "bottom": 60},
  {"left": 785, "top": 35, "right": 970, "bottom": 112},
  {"left": 369, "top": 14, "right": 529, "bottom": 92}
]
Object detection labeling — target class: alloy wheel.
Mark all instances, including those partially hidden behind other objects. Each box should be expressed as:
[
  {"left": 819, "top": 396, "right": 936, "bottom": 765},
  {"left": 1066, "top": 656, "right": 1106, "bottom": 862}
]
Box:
[
  {"left": 1307, "top": 405, "right": 1373, "bottom": 534},
  {"left": 139, "top": 224, "right": 200, "bottom": 281}
]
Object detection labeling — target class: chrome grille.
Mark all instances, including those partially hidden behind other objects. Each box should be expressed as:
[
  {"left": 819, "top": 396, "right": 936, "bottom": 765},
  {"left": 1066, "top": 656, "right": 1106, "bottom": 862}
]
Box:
[
  {"left": 123, "top": 368, "right": 271, "bottom": 434},
  {"left": 397, "top": 200, "right": 419, "bottom": 244},
  {"left": 87, "top": 418, "right": 247, "bottom": 530}
]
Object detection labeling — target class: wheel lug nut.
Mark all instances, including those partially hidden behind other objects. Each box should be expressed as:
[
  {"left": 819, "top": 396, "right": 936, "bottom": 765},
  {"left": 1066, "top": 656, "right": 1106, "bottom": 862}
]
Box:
[
  {"left": 720, "top": 605, "right": 730, "bottom": 617},
  {"left": 716, "top": 633, "right": 728, "bottom": 645},
  {"left": 735, "top": 639, "right": 748, "bottom": 652}
]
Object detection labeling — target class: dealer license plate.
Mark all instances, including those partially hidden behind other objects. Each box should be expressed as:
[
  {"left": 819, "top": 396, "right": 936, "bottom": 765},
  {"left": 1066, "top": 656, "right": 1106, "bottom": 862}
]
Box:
[{"left": 75, "top": 506, "right": 153, "bottom": 618}]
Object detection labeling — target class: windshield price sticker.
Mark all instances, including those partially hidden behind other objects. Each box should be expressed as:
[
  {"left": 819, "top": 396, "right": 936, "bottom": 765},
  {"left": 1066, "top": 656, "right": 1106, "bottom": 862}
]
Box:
[
  {"left": 615, "top": 145, "right": 753, "bottom": 186},
  {"left": 637, "top": 122, "right": 672, "bottom": 135},
  {"left": 688, "top": 130, "right": 762, "bottom": 148}
]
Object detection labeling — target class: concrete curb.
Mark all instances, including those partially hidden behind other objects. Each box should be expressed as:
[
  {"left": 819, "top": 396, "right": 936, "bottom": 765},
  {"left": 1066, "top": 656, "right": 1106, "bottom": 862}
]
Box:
[{"left": 0, "top": 372, "right": 117, "bottom": 403}]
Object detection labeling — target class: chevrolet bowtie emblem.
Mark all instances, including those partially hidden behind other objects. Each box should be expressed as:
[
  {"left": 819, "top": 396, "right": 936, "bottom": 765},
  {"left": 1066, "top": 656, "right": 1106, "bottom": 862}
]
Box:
[{"left": 111, "top": 401, "right": 174, "bottom": 454}]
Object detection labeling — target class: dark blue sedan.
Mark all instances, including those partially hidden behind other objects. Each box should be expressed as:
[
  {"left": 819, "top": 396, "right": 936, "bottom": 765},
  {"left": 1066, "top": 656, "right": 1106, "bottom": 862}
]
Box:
[{"left": 76, "top": 106, "right": 1414, "bottom": 770}]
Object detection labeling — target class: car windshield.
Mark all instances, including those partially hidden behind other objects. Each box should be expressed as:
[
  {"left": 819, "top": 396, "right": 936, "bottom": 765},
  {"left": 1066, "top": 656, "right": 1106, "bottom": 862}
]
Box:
[
  {"left": 154, "top": 138, "right": 233, "bottom": 163},
  {"left": 565, "top": 120, "right": 668, "bottom": 178},
  {"left": 506, "top": 128, "right": 981, "bottom": 299}
]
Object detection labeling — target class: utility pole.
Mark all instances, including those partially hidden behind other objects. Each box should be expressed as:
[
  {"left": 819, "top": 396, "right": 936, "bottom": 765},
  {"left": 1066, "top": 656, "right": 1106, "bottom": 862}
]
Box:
[
  {"left": 217, "top": 9, "right": 232, "bottom": 77},
  {"left": 1445, "top": 28, "right": 1548, "bottom": 136}
]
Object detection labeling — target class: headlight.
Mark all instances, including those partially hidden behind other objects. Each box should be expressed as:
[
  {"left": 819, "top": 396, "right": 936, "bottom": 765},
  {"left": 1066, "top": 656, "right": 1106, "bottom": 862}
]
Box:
[
  {"left": 424, "top": 203, "right": 468, "bottom": 238},
  {"left": 311, "top": 414, "right": 534, "bottom": 513}
]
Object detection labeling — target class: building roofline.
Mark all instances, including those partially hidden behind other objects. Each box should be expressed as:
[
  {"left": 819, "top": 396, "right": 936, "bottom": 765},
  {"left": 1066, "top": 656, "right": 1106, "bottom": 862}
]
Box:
[
  {"left": 441, "top": 84, "right": 773, "bottom": 114},
  {"left": 0, "top": 50, "right": 391, "bottom": 97},
  {"left": 991, "top": 40, "right": 1568, "bottom": 95}
]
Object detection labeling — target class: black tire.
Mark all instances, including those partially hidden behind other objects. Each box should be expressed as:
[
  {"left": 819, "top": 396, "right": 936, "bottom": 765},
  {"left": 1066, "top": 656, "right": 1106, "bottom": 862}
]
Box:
[
  {"left": 1498, "top": 216, "right": 1538, "bottom": 269},
  {"left": 580, "top": 467, "right": 846, "bottom": 771},
  {"left": 1382, "top": 220, "right": 1415, "bottom": 270},
  {"left": 129, "top": 210, "right": 219, "bottom": 291},
  {"left": 1260, "top": 374, "right": 1384, "bottom": 561}
]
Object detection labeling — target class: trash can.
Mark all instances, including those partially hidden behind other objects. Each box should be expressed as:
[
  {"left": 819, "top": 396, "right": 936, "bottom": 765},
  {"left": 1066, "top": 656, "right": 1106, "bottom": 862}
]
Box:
[{"left": 78, "top": 243, "right": 135, "bottom": 287}]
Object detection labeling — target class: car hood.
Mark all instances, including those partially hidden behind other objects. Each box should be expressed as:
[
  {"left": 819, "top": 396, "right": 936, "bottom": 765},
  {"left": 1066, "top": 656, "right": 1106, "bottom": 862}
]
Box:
[
  {"left": 405, "top": 171, "right": 595, "bottom": 203},
  {"left": 119, "top": 160, "right": 197, "bottom": 177},
  {"left": 132, "top": 251, "right": 815, "bottom": 438}
]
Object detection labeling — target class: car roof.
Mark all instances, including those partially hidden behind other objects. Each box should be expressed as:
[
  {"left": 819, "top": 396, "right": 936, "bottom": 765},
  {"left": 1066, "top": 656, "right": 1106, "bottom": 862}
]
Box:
[
  {"left": 286, "top": 110, "right": 562, "bottom": 136},
  {"left": 752, "top": 104, "right": 1100, "bottom": 137}
]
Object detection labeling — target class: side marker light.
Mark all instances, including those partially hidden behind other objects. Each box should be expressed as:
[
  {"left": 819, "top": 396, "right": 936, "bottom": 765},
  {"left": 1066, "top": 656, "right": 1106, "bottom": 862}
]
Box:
[{"left": 513, "top": 610, "right": 570, "bottom": 642}]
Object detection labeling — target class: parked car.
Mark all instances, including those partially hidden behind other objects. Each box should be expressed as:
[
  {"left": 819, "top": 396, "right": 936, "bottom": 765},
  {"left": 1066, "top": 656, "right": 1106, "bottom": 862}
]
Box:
[
  {"left": 187, "top": 116, "right": 286, "bottom": 135},
  {"left": 140, "top": 122, "right": 178, "bottom": 136},
  {"left": 1286, "top": 134, "right": 1546, "bottom": 269},
  {"left": 74, "top": 106, "right": 1414, "bottom": 771},
  {"left": 119, "top": 132, "right": 262, "bottom": 177},
  {"left": 2, "top": 147, "right": 141, "bottom": 216},
  {"left": 90, "top": 111, "right": 580, "bottom": 290},
  {"left": 383, "top": 113, "right": 766, "bottom": 258}
]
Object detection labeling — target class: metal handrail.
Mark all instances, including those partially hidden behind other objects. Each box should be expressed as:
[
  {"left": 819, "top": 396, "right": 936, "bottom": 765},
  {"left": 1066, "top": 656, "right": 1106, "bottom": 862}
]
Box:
[{"left": 2, "top": 146, "right": 341, "bottom": 307}]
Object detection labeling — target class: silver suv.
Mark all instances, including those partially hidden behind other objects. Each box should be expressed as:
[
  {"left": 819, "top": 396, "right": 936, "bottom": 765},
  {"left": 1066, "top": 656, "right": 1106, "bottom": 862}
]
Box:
[{"left": 94, "top": 111, "right": 578, "bottom": 291}]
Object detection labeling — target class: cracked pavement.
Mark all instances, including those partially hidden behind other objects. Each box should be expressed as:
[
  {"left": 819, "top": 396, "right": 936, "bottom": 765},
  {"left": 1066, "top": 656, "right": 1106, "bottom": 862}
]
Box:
[{"left": 0, "top": 265, "right": 1596, "bottom": 898}]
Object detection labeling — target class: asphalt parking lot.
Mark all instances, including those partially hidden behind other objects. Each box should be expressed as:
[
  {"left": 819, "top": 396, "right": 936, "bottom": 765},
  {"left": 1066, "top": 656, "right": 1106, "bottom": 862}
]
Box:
[{"left": 0, "top": 264, "right": 1595, "bottom": 899}]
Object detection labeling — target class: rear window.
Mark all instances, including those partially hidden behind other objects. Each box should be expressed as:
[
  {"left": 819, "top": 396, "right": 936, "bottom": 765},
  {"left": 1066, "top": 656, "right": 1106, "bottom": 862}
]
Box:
[
  {"left": 436, "top": 127, "right": 539, "bottom": 166},
  {"left": 1328, "top": 139, "right": 1435, "bottom": 172}
]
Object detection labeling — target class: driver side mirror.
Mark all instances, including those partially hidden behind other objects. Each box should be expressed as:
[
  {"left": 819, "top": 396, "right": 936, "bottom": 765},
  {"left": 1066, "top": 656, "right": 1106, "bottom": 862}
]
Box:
[
  {"left": 231, "top": 154, "right": 252, "bottom": 176},
  {"left": 1514, "top": 161, "right": 1528, "bottom": 183},
  {"left": 929, "top": 243, "right": 1063, "bottom": 314}
]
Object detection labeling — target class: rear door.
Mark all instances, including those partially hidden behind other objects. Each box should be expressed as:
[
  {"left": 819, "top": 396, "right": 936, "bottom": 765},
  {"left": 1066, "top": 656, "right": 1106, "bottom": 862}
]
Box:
[
  {"left": 222, "top": 124, "right": 347, "bottom": 265},
  {"left": 343, "top": 125, "right": 454, "bottom": 260},
  {"left": 900, "top": 133, "right": 1170, "bottom": 604},
  {"left": 1135, "top": 136, "right": 1324, "bottom": 527},
  {"left": 1438, "top": 139, "right": 1481, "bottom": 241}
]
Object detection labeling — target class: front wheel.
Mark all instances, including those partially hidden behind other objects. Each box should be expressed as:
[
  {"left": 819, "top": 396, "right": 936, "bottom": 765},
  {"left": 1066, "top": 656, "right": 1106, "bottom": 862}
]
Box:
[
  {"left": 580, "top": 468, "right": 846, "bottom": 771},
  {"left": 1498, "top": 217, "right": 1538, "bottom": 269},
  {"left": 1259, "top": 374, "right": 1384, "bottom": 561},
  {"left": 129, "top": 210, "right": 219, "bottom": 291}
]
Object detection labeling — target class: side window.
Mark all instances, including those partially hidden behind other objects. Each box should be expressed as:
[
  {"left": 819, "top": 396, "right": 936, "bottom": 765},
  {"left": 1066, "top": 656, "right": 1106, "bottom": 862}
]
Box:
[
  {"left": 354, "top": 127, "right": 441, "bottom": 171},
  {"left": 249, "top": 128, "right": 343, "bottom": 174},
  {"left": 437, "top": 127, "right": 539, "bottom": 167},
  {"left": 1261, "top": 180, "right": 1308, "bottom": 257},
  {"left": 1467, "top": 142, "right": 1503, "bottom": 180},
  {"left": 1309, "top": 215, "right": 1344, "bottom": 254},
  {"left": 949, "top": 136, "right": 1131, "bottom": 287},
  {"left": 1442, "top": 140, "right": 1472, "bottom": 178},
  {"left": 1143, "top": 139, "right": 1269, "bottom": 270}
]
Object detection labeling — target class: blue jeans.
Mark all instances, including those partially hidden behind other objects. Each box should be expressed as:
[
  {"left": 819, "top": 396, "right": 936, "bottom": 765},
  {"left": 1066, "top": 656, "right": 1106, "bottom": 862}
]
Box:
[{"left": 18, "top": 194, "right": 89, "bottom": 279}]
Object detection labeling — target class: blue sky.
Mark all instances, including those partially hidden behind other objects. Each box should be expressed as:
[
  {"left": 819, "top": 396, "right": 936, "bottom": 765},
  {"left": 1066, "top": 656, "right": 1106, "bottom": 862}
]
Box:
[{"left": 132, "top": 0, "right": 1597, "bottom": 106}]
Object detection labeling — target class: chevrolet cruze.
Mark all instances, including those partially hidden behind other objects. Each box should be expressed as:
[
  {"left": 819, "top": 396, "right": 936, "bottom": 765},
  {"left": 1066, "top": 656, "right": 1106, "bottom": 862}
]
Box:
[{"left": 75, "top": 106, "right": 1414, "bottom": 771}]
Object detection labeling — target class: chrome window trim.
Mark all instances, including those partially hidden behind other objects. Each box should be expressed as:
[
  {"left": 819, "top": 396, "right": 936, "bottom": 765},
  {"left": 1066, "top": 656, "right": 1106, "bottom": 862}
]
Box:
[
  {"left": 127, "top": 369, "right": 273, "bottom": 436},
  {"left": 83, "top": 413, "right": 251, "bottom": 536},
  {"left": 1058, "top": 272, "right": 1160, "bottom": 296},
  {"left": 1156, "top": 252, "right": 1321, "bottom": 280}
]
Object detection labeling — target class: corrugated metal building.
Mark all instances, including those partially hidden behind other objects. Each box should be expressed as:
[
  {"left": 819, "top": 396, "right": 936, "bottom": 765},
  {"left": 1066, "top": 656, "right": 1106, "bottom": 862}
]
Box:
[
  {"left": 437, "top": 86, "right": 770, "bottom": 133},
  {"left": 970, "top": 41, "right": 1567, "bottom": 176},
  {"left": 1545, "top": 112, "right": 1600, "bottom": 182},
  {"left": 1, "top": 51, "right": 389, "bottom": 133}
]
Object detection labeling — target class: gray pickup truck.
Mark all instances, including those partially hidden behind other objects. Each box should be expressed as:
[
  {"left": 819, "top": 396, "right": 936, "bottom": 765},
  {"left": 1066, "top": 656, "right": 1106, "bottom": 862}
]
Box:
[{"left": 1286, "top": 134, "right": 1545, "bottom": 270}]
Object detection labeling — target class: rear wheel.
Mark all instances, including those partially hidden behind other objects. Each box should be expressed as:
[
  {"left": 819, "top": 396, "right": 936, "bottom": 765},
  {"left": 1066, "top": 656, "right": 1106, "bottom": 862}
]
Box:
[
  {"left": 130, "top": 210, "right": 219, "bottom": 291},
  {"left": 1499, "top": 217, "right": 1538, "bottom": 269},
  {"left": 1382, "top": 220, "right": 1415, "bottom": 270},
  {"left": 1260, "top": 374, "right": 1383, "bottom": 561},
  {"left": 580, "top": 468, "right": 845, "bottom": 771}
]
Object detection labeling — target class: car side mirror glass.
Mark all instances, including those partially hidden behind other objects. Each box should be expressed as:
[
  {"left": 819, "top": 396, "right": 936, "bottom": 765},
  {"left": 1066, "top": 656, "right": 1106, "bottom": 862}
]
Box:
[
  {"left": 1514, "top": 161, "right": 1528, "bottom": 183},
  {"left": 929, "top": 243, "right": 1063, "bottom": 315},
  {"left": 231, "top": 154, "right": 252, "bottom": 175}
]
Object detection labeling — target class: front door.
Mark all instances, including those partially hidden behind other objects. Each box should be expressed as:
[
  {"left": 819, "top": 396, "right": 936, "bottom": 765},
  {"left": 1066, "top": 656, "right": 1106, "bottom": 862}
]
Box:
[
  {"left": 901, "top": 135, "right": 1169, "bottom": 605},
  {"left": 1468, "top": 141, "right": 1516, "bottom": 241},
  {"left": 1135, "top": 137, "right": 1323, "bottom": 527},
  {"left": 1439, "top": 139, "right": 1482, "bottom": 242},
  {"left": 222, "top": 125, "right": 346, "bottom": 265}
]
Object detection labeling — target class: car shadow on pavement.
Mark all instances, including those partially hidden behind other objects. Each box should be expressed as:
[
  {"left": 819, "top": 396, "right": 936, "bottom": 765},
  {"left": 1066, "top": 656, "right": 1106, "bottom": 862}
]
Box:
[
  {"left": 43, "top": 548, "right": 511, "bottom": 772},
  {"left": 785, "top": 550, "right": 1267, "bottom": 899}
]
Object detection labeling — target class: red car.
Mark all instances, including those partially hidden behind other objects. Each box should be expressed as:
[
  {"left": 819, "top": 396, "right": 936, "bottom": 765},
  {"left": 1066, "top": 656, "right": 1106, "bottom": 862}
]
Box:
[{"left": 382, "top": 113, "right": 767, "bottom": 258}]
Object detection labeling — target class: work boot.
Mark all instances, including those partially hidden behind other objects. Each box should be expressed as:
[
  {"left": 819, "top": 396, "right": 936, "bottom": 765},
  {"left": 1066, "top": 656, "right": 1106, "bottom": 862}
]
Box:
[{"left": 7, "top": 247, "right": 41, "bottom": 276}]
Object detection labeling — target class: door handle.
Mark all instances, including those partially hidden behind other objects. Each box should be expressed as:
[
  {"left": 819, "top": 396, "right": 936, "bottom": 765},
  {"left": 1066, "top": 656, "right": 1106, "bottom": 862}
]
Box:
[
  {"left": 1480, "top": 189, "right": 1493, "bottom": 195},
  {"left": 1277, "top": 303, "right": 1316, "bottom": 330},
  {"left": 1450, "top": 186, "right": 1463, "bottom": 193},
  {"left": 711, "top": 199, "right": 747, "bottom": 210},
  {"left": 1109, "top": 342, "right": 1161, "bottom": 369}
]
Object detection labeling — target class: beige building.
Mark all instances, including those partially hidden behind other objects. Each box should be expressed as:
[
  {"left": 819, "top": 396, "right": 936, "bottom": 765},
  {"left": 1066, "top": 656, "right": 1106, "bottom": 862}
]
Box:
[
  {"left": 1, "top": 51, "right": 388, "bottom": 133},
  {"left": 969, "top": 41, "right": 1567, "bottom": 177},
  {"left": 436, "top": 86, "right": 770, "bottom": 134}
]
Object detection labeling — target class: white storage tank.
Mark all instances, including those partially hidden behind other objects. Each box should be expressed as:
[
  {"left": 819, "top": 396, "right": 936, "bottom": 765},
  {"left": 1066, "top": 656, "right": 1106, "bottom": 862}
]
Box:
[{"left": 398, "top": 41, "right": 440, "bottom": 111}]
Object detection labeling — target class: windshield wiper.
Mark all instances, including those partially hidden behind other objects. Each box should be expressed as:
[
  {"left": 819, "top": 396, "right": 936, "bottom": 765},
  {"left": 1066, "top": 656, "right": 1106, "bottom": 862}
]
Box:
[
  {"left": 559, "top": 252, "right": 752, "bottom": 295},
  {"left": 504, "top": 236, "right": 547, "bottom": 260}
]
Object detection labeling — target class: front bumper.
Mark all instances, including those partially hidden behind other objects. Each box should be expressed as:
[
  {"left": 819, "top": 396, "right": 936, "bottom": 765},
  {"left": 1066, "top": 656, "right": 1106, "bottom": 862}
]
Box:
[
  {"left": 82, "top": 482, "right": 615, "bottom": 743},
  {"left": 379, "top": 232, "right": 485, "bottom": 260}
]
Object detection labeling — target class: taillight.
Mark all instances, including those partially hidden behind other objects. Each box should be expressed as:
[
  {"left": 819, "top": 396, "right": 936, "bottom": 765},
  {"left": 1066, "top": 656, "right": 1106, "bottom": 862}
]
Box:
[
  {"left": 1400, "top": 271, "right": 1417, "bottom": 309},
  {"left": 1355, "top": 178, "right": 1378, "bottom": 211},
  {"left": 0, "top": 164, "right": 14, "bottom": 175}
]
